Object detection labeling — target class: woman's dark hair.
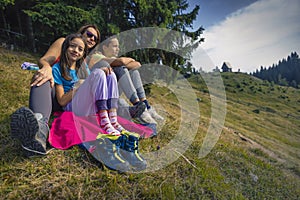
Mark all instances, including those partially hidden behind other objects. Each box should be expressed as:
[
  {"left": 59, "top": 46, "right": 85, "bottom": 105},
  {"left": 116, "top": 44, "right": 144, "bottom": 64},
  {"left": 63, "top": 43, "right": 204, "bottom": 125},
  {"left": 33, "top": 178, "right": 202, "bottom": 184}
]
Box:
[
  {"left": 60, "top": 33, "right": 88, "bottom": 80},
  {"left": 77, "top": 24, "right": 100, "bottom": 52}
]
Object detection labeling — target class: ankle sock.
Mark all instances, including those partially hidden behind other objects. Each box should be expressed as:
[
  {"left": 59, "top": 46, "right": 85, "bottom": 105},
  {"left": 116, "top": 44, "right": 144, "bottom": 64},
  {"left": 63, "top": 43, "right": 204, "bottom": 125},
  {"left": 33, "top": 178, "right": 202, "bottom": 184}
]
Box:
[
  {"left": 133, "top": 101, "right": 140, "bottom": 106},
  {"left": 109, "top": 110, "right": 125, "bottom": 132},
  {"left": 98, "top": 111, "right": 120, "bottom": 135}
]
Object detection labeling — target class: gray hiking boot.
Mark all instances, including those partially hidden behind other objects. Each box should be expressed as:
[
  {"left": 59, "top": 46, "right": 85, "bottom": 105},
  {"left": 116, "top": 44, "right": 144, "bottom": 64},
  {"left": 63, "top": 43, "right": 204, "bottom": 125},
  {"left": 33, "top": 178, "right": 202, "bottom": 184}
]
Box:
[{"left": 10, "top": 107, "right": 49, "bottom": 157}]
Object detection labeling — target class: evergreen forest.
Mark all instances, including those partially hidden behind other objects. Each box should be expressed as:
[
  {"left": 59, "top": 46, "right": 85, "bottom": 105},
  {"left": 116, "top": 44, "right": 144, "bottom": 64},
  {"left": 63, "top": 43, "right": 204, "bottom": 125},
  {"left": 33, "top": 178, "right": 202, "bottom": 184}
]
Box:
[
  {"left": 252, "top": 52, "right": 300, "bottom": 88},
  {"left": 0, "top": 0, "right": 204, "bottom": 76}
]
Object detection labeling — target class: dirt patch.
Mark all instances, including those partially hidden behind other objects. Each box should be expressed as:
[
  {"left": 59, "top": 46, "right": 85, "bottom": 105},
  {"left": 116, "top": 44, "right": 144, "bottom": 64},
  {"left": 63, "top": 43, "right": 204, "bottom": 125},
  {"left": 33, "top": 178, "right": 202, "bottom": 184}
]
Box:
[{"left": 224, "top": 126, "right": 286, "bottom": 164}]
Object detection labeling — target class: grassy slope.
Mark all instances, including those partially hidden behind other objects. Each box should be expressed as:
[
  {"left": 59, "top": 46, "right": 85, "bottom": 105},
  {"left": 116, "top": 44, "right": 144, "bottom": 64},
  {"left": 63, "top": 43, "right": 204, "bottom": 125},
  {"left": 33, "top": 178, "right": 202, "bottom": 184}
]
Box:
[{"left": 0, "top": 47, "right": 299, "bottom": 199}]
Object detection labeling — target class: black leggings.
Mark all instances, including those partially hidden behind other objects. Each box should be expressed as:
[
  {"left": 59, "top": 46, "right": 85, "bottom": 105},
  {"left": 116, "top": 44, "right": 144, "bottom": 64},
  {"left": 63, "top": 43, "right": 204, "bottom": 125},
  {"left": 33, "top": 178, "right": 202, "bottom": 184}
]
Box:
[{"left": 29, "top": 81, "right": 62, "bottom": 122}]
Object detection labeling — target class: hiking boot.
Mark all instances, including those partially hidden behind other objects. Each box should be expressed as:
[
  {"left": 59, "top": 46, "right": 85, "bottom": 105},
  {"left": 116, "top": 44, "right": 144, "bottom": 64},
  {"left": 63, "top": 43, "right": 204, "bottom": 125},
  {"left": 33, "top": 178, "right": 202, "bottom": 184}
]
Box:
[
  {"left": 10, "top": 107, "right": 49, "bottom": 157},
  {"left": 129, "top": 101, "right": 146, "bottom": 118},
  {"left": 137, "top": 109, "right": 157, "bottom": 124},
  {"left": 92, "top": 134, "right": 131, "bottom": 172},
  {"left": 148, "top": 107, "right": 164, "bottom": 121},
  {"left": 119, "top": 131, "right": 147, "bottom": 171}
]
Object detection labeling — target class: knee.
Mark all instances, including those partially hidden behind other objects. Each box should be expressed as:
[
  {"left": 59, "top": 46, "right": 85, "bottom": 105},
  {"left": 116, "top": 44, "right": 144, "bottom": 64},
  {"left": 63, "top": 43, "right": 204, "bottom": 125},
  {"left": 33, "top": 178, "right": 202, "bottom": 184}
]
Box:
[
  {"left": 91, "top": 68, "right": 106, "bottom": 79},
  {"left": 113, "top": 66, "right": 127, "bottom": 74},
  {"left": 107, "top": 72, "right": 117, "bottom": 82},
  {"left": 122, "top": 67, "right": 129, "bottom": 73},
  {"left": 93, "top": 60, "right": 110, "bottom": 69},
  {"left": 30, "top": 81, "right": 51, "bottom": 93},
  {"left": 130, "top": 69, "right": 140, "bottom": 76}
]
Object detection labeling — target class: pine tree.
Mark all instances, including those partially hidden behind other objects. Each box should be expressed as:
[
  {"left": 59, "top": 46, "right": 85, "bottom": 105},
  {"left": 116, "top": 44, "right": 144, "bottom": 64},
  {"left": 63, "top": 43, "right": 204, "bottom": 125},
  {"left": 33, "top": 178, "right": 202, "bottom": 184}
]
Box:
[{"left": 1, "top": 0, "right": 204, "bottom": 69}]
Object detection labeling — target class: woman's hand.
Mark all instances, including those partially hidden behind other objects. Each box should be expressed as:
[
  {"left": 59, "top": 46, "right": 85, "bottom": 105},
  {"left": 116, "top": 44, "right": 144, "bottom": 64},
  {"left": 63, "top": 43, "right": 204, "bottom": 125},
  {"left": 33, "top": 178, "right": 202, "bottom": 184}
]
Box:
[
  {"left": 32, "top": 37, "right": 65, "bottom": 87},
  {"left": 31, "top": 65, "right": 54, "bottom": 87}
]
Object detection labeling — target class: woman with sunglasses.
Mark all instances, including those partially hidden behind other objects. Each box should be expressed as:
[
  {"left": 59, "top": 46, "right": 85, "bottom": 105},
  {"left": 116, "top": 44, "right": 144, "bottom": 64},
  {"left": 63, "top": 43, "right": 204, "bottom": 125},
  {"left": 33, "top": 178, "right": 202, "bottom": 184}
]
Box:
[
  {"left": 32, "top": 25, "right": 100, "bottom": 88},
  {"left": 10, "top": 24, "right": 102, "bottom": 156}
]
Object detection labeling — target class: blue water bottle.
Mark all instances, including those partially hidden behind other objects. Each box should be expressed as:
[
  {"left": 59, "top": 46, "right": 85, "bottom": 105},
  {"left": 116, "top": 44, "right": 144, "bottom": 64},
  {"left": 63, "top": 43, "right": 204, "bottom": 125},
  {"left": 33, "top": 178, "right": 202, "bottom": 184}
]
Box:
[{"left": 21, "top": 62, "right": 39, "bottom": 70}]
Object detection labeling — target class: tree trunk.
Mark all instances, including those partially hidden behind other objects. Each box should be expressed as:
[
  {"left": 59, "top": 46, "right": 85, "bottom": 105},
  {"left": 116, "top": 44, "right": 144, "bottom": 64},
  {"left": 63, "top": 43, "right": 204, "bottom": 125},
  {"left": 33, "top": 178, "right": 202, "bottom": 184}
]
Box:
[
  {"left": 1, "top": 9, "right": 10, "bottom": 38},
  {"left": 26, "top": 15, "right": 36, "bottom": 52}
]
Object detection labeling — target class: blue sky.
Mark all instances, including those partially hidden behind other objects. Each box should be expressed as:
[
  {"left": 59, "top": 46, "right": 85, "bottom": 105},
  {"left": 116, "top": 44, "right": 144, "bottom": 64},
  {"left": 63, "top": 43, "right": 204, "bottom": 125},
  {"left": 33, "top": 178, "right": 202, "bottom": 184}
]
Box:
[{"left": 187, "top": 0, "right": 300, "bottom": 72}]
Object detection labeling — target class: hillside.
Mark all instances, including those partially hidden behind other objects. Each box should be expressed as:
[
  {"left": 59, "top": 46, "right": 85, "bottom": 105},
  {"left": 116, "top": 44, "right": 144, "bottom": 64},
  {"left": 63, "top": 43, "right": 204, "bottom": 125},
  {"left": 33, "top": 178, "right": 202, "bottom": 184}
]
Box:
[
  {"left": 189, "top": 72, "right": 300, "bottom": 173},
  {"left": 0, "top": 47, "right": 299, "bottom": 199}
]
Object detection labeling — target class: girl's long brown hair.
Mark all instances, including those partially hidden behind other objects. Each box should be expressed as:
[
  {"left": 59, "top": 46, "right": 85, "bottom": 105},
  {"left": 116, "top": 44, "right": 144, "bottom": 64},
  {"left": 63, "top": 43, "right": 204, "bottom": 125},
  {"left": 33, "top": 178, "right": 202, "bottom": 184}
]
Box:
[{"left": 59, "top": 34, "right": 87, "bottom": 81}]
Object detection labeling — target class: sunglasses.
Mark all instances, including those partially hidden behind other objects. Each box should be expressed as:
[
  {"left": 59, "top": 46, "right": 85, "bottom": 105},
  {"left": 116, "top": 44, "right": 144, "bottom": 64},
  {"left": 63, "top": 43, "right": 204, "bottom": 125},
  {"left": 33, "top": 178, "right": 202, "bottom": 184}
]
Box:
[{"left": 85, "top": 30, "right": 98, "bottom": 41}]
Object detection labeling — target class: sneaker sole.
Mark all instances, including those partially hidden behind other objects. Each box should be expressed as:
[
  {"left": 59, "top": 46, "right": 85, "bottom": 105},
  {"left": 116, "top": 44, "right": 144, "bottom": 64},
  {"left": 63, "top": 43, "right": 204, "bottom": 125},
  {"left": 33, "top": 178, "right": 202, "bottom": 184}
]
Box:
[
  {"left": 22, "top": 146, "right": 55, "bottom": 157},
  {"left": 150, "top": 114, "right": 164, "bottom": 121},
  {"left": 10, "top": 107, "right": 46, "bottom": 154}
]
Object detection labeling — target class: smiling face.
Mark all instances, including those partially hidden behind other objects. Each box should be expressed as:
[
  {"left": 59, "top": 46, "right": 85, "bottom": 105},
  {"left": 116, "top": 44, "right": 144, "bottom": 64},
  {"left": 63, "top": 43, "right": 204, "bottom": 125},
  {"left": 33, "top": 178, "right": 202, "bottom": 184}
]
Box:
[
  {"left": 103, "top": 38, "right": 119, "bottom": 58},
  {"left": 67, "top": 37, "right": 85, "bottom": 66},
  {"left": 83, "top": 27, "right": 99, "bottom": 50}
]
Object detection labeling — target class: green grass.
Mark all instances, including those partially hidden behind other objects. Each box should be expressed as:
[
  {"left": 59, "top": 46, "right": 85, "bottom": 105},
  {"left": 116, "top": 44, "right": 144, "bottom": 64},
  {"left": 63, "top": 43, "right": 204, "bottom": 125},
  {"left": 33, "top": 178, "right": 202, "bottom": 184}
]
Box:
[{"left": 0, "top": 47, "right": 300, "bottom": 199}]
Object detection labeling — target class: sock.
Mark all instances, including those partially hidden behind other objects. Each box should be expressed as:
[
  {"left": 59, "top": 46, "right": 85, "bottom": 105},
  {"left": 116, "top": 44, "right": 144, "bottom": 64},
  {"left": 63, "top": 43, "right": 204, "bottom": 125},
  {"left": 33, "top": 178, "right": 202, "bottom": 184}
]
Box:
[
  {"left": 133, "top": 101, "right": 140, "bottom": 105},
  {"left": 109, "top": 110, "right": 125, "bottom": 132},
  {"left": 98, "top": 111, "right": 120, "bottom": 135},
  {"left": 143, "top": 99, "right": 151, "bottom": 109}
]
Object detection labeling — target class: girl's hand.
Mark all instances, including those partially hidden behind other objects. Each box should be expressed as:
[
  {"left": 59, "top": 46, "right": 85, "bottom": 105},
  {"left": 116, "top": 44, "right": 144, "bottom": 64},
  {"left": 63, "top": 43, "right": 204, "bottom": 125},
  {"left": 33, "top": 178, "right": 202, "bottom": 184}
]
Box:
[
  {"left": 125, "top": 61, "right": 141, "bottom": 70},
  {"left": 119, "top": 57, "right": 135, "bottom": 65},
  {"left": 101, "top": 67, "right": 113, "bottom": 75},
  {"left": 31, "top": 65, "right": 54, "bottom": 87},
  {"left": 73, "top": 79, "right": 84, "bottom": 91}
]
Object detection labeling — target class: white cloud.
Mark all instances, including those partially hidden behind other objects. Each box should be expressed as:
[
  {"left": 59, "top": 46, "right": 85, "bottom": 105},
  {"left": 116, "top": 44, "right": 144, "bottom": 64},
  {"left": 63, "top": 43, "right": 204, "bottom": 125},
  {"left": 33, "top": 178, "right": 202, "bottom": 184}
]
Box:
[{"left": 191, "top": 0, "right": 300, "bottom": 72}]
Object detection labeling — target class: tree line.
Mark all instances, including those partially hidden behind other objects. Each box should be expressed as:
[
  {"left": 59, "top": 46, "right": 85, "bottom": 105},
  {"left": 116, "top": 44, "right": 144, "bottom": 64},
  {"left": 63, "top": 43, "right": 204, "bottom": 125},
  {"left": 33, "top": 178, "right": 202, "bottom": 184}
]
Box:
[
  {"left": 251, "top": 52, "right": 300, "bottom": 88},
  {"left": 0, "top": 0, "right": 204, "bottom": 77}
]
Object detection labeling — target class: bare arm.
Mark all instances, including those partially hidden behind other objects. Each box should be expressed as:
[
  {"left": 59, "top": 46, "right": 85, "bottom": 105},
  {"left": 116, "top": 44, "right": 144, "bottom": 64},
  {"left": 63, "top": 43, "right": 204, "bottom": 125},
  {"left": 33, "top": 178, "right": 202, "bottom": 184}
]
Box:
[
  {"left": 89, "top": 53, "right": 140, "bottom": 71},
  {"left": 31, "top": 37, "right": 65, "bottom": 87},
  {"left": 109, "top": 57, "right": 141, "bottom": 70},
  {"left": 55, "top": 84, "right": 75, "bottom": 107},
  {"left": 125, "top": 60, "right": 141, "bottom": 70},
  {"left": 110, "top": 57, "right": 134, "bottom": 66},
  {"left": 88, "top": 54, "right": 113, "bottom": 75}
]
